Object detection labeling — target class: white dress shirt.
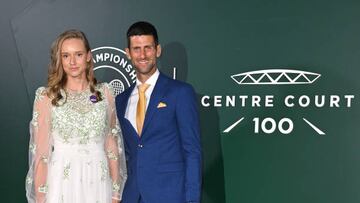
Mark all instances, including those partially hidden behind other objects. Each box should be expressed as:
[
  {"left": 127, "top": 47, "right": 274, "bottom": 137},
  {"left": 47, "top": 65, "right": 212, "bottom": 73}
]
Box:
[{"left": 125, "top": 69, "right": 160, "bottom": 131}]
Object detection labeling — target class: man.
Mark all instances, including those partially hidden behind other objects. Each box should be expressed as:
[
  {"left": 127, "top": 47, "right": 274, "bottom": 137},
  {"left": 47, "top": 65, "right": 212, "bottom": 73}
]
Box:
[{"left": 115, "top": 21, "right": 202, "bottom": 203}]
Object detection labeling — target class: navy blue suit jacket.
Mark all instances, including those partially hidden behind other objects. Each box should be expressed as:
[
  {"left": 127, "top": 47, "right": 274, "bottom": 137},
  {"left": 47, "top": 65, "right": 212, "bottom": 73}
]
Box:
[{"left": 116, "top": 72, "right": 202, "bottom": 203}]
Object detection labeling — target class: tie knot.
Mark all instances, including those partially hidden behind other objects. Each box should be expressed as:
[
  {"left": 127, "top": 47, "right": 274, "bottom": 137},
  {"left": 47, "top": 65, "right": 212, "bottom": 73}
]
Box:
[{"left": 138, "top": 83, "right": 150, "bottom": 93}]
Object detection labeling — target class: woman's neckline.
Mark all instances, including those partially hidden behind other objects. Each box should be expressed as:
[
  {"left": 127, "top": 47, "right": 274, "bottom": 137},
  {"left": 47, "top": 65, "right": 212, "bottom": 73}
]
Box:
[{"left": 65, "top": 86, "right": 90, "bottom": 94}]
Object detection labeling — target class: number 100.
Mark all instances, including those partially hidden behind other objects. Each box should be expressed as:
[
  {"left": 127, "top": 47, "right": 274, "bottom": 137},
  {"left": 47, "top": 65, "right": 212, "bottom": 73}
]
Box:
[{"left": 253, "top": 117, "right": 293, "bottom": 134}]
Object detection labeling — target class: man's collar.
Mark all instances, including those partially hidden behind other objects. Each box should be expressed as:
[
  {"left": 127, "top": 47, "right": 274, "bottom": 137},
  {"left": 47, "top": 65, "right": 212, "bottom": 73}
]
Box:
[{"left": 136, "top": 68, "right": 160, "bottom": 87}]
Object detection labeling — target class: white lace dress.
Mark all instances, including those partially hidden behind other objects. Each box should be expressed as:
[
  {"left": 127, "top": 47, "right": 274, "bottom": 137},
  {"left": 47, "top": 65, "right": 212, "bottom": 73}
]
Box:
[{"left": 25, "top": 83, "right": 127, "bottom": 203}]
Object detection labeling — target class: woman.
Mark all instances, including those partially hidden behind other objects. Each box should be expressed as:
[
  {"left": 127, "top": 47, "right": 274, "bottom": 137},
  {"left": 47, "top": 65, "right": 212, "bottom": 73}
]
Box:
[{"left": 25, "top": 29, "right": 127, "bottom": 203}]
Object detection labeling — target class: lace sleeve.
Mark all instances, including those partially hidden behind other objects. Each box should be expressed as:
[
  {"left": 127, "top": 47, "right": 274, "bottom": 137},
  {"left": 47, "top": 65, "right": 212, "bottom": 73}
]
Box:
[
  {"left": 26, "top": 87, "right": 53, "bottom": 203},
  {"left": 103, "top": 83, "right": 127, "bottom": 200}
]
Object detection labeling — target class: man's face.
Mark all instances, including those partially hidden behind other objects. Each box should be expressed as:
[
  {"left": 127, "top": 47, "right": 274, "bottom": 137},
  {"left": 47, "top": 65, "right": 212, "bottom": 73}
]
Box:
[
  {"left": 61, "top": 38, "right": 91, "bottom": 80},
  {"left": 126, "top": 35, "right": 161, "bottom": 76}
]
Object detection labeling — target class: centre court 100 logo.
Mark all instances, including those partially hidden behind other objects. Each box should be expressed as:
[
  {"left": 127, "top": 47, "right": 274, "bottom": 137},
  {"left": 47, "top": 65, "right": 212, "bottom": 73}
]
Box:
[{"left": 201, "top": 69, "right": 355, "bottom": 135}]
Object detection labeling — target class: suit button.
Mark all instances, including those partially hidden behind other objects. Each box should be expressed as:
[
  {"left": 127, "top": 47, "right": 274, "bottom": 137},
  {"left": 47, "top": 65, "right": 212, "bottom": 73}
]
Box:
[{"left": 138, "top": 144, "right": 143, "bottom": 148}]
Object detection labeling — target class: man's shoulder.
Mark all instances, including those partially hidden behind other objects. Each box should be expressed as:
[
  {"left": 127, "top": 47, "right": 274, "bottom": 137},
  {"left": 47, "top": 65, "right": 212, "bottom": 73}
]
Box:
[{"left": 159, "top": 72, "right": 194, "bottom": 91}]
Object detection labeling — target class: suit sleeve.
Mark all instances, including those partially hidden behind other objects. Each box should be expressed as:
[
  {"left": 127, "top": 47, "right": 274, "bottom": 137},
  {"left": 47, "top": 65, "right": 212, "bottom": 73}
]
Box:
[{"left": 175, "top": 84, "right": 202, "bottom": 202}]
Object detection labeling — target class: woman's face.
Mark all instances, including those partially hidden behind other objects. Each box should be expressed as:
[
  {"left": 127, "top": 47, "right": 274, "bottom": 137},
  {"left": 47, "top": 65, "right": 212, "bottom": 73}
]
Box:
[{"left": 60, "top": 38, "right": 91, "bottom": 80}]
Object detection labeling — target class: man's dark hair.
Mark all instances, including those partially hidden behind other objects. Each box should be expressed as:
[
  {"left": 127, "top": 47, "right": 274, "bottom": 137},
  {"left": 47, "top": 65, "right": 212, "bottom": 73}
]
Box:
[{"left": 127, "top": 21, "right": 159, "bottom": 48}]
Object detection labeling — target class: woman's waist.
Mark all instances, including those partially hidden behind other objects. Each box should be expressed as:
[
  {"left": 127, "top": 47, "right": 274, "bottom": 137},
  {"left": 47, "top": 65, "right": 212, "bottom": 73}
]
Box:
[{"left": 53, "top": 142, "right": 105, "bottom": 155}]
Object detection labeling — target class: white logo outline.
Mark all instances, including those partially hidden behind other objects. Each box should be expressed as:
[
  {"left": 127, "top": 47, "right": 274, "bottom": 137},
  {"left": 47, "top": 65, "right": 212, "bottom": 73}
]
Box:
[
  {"left": 91, "top": 46, "right": 135, "bottom": 95},
  {"left": 231, "top": 69, "right": 321, "bottom": 85}
]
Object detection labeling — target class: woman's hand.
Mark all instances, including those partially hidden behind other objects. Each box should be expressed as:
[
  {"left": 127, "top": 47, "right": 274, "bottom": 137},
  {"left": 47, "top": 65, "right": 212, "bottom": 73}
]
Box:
[{"left": 112, "top": 199, "right": 120, "bottom": 203}]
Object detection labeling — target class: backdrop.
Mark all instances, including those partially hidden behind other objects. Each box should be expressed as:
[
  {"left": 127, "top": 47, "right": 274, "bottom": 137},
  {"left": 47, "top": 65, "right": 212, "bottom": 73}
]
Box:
[{"left": 1, "top": 0, "right": 359, "bottom": 202}]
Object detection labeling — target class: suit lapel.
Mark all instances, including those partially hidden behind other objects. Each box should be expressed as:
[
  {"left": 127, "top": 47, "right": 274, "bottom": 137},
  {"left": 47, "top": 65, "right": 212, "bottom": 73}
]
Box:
[
  {"left": 141, "top": 73, "right": 170, "bottom": 137},
  {"left": 117, "top": 84, "right": 141, "bottom": 138},
  {"left": 118, "top": 84, "right": 135, "bottom": 119}
]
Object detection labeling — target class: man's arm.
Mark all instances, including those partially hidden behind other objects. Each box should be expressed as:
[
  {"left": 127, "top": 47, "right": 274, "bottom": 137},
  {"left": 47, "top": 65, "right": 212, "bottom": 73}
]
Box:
[{"left": 175, "top": 83, "right": 202, "bottom": 203}]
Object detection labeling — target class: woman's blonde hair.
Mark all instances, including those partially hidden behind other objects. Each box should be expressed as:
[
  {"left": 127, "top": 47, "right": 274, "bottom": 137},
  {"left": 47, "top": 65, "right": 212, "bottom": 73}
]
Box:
[{"left": 47, "top": 29, "right": 102, "bottom": 106}]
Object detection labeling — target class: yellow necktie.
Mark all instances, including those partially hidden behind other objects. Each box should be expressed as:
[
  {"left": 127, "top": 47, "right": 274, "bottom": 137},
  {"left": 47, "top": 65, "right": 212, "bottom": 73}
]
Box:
[{"left": 136, "top": 83, "right": 150, "bottom": 135}]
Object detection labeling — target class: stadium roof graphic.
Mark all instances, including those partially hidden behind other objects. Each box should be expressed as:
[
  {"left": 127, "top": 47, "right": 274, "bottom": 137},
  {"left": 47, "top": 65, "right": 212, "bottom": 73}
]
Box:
[{"left": 231, "top": 69, "right": 321, "bottom": 85}]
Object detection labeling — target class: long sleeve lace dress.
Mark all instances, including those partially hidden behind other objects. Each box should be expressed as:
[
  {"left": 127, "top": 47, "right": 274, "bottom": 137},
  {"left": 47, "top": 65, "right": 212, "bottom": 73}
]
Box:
[{"left": 25, "top": 83, "right": 127, "bottom": 203}]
